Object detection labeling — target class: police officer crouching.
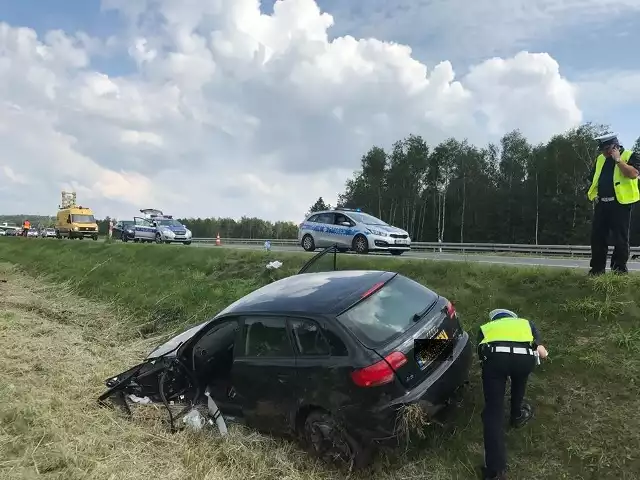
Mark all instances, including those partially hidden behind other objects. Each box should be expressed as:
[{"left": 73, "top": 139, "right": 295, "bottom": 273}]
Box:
[{"left": 477, "top": 309, "right": 549, "bottom": 480}]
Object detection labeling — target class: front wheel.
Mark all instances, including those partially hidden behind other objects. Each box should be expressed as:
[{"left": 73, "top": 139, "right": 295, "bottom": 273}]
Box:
[
  {"left": 92, "top": 235, "right": 98, "bottom": 241},
  {"left": 390, "top": 250, "right": 404, "bottom": 256},
  {"left": 352, "top": 234, "right": 369, "bottom": 255},
  {"left": 302, "top": 234, "right": 315, "bottom": 252},
  {"left": 155, "top": 233, "right": 163, "bottom": 244},
  {"left": 302, "top": 411, "right": 370, "bottom": 471},
  {"left": 183, "top": 241, "right": 191, "bottom": 245}
]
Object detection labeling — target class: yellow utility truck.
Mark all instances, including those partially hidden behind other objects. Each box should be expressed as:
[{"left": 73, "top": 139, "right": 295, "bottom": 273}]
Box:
[{"left": 55, "top": 191, "right": 99, "bottom": 240}]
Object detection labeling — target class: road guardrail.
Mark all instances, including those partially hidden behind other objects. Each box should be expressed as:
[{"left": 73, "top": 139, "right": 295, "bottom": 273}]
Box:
[{"left": 192, "top": 238, "right": 640, "bottom": 257}]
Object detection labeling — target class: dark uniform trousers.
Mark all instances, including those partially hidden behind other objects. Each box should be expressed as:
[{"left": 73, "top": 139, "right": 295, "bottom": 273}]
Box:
[
  {"left": 590, "top": 200, "right": 632, "bottom": 273},
  {"left": 481, "top": 346, "right": 536, "bottom": 475}
]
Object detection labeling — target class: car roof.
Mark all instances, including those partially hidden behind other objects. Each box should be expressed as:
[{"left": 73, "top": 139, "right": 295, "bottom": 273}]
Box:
[{"left": 218, "top": 270, "right": 397, "bottom": 316}]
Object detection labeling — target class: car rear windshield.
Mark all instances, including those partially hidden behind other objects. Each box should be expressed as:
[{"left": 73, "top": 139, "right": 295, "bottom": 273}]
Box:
[{"left": 336, "top": 275, "right": 439, "bottom": 348}]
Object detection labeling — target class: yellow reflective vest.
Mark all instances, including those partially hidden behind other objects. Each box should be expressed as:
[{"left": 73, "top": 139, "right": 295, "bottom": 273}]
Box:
[
  {"left": 478, "top": 318, "right": 534, "bottom": 345},
  {"left": 587, "top": 150, "right": 639, "bottom": 205}
]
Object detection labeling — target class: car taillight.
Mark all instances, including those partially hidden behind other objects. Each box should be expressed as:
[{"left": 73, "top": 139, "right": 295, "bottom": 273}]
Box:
[
  {"left": 445, "top": 300, "right": 456, "bottom": 319},
  {"left": 350, "top": 351, "right": 407, "bottom": 387}
]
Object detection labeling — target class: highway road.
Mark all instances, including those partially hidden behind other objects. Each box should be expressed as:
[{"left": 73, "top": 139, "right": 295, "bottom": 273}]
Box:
[{"left": 191, "top": 242, "right": 640, "bottom": 271}]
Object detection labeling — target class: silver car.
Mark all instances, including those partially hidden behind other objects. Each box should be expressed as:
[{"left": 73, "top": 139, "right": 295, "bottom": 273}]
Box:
[{"left": 297, "top": 208, "right": 411, "bottom": 255}]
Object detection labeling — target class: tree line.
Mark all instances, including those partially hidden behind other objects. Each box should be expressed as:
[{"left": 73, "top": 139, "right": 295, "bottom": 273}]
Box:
[
  {"left": 336, "top": 123, "right": 640, "bottom": 245},
  {"left": 6, "top": 122, "right": 640, "bottom": 245}
]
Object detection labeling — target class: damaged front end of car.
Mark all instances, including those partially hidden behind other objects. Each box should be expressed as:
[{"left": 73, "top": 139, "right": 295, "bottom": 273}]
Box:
[{"left": 98, "top": 350, "right": 201, "bottom": 432}]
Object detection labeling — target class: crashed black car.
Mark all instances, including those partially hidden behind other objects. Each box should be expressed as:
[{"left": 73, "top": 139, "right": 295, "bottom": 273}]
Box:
[{"left": 99, "top": 246, "right": 472, "bottom": 469}]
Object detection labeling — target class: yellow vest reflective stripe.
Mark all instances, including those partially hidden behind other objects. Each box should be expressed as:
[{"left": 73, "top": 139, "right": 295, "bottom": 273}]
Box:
[
  {"left": 479, "top": 318, "right": 534, "bottom": 345},
  {"left": 587, "top": 150, "right": 639, "bottom": 205}
]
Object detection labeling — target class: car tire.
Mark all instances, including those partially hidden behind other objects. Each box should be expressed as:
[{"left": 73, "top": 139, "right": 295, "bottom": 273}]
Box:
[
  {"left": 302, "top": 234, "right": 315, "bottom": 252},
  {"left": 56, "top": 230, "right": 62, "bottom": 239},
  {"left": 155, "top": 233, "right": 163, "bottom": 244},
  {"left": 122, "top": 233, "right": 129, "bottom": 242},
  {"left": 390, "top": 250, "right": 403, "bottom": 256},
  {"left": 92, "top": 235, "right": 98, "bottom": 241},
  {"left": 133, "top": 238, "right": 139, "bottom": 243},
  {"left": 302, "top": 410, "right": 371, "bottom": 471},
  {"left": 183, "top": 241, "right": 191, "bottom": 245},
  {"left": 352, "top": 234, "right": 369, "bottom": 254}
]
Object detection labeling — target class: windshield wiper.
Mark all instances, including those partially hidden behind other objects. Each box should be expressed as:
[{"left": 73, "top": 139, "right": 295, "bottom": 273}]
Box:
[{"left": 411, "top": 301, "right": 437, "bottom": 322}]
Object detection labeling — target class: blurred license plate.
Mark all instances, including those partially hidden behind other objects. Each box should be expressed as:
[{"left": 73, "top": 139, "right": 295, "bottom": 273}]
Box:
[
  {"left": 395, "top": 239, "right": 408, "bottom": 245},
  {"left": 415, "top": 330, "right": 449, "bottom": 368}
]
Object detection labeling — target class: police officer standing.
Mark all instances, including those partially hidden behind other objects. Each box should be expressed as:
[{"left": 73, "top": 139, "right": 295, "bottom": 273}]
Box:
[
  {"left": 587, "top": 133, "right": 640, "bottom": 275},
  {"left": 477, "top": 309, "right": 548, "bottom": 480}
]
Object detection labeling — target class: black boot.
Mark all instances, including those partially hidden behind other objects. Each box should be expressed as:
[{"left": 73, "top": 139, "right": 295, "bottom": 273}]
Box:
[
  {"left": 510, "top": 402, "right": 533, "bottom": 428},
  {"left": 480, "top": 466, "right": 508, "bottom": 480}
]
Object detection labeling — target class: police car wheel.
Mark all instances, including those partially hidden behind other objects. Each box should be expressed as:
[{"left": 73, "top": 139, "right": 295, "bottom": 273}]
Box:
[
  {"left": 352, "top": 234, "right": 368, "bottom": 254},
  {"left": 302, "top": 234, "right": 315, "bottom": 252},
  {"left": 155, "top": 233, "right": 163, "bottom": 244}
]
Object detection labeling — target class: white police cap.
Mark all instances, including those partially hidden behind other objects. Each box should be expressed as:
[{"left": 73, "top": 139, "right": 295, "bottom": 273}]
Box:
[
  {"left": 489, "top": 308, "right": 518, "bottom": 321},
  {"left": 595, "top": 133, "right": 619, "bottom": 145}
]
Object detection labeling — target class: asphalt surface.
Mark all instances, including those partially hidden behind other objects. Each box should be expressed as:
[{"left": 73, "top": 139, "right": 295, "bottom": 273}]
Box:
[{"left": 191, "top": 242, "right": 640, "bottom": 271}]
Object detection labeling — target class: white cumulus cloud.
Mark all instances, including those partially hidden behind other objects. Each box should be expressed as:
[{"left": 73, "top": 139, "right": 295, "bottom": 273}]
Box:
[{"left": 0, "top": 0, "right": 585, "bottom": 222}]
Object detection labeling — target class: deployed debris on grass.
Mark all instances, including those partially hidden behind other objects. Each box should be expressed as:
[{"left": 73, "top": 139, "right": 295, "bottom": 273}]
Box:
[{"left": 266, "top": 260, "right": 282, "bottom": 269}]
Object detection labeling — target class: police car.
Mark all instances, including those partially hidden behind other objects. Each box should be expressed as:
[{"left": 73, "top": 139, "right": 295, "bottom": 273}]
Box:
[
  {"left": 125, "top": 209, "right": 193, "bottom": 245},
  {"left": 298, "top": 207, "right": 411, "bottom": 255}
]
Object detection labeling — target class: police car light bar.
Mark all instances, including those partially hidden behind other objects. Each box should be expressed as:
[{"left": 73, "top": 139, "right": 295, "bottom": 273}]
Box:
[{"left": 335, "top": 207, "right": 362, "bottom": 212}]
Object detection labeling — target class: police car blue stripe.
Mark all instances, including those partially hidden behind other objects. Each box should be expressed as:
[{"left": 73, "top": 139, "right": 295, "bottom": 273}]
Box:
[{"left": 301, "top": 223, "right": 362, "bottom": 236}]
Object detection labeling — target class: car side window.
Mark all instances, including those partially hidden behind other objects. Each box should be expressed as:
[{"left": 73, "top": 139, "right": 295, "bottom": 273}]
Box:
[
  {"left": 290, "top": 319, "right": 331, "bottom": 356},
  {"left": 307, "top": 214, "right": 319, "bottom": 223},
  {"left": 242, "top": 317, "right": 293, "bottom": 357},
  {"left": 316, "top": 213, "right": 334, "bottom": 225}
]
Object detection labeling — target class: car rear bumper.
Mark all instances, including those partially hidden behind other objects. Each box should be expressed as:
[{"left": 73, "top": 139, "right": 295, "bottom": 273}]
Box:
[{"left": 340, "top": 331, "right": 472, "bottom": 442}]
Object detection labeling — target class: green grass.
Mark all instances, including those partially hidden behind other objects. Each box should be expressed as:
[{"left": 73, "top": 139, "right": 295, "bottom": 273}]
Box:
[{"left": 0, "top": 238, "right": 639, "bottom": 480}]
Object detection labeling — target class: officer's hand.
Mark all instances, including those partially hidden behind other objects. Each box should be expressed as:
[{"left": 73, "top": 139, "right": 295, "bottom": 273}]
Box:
[
  {"left": 537, "top": 345, "right": 548, "bottom": 359},
  {"left": 612, "top": 147, "right": 621, "bottom": 162}
]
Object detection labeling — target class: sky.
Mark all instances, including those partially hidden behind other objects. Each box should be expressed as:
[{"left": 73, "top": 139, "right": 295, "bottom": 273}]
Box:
[{"left": 0, "top": 0, "right": 639, "bottom": 223}]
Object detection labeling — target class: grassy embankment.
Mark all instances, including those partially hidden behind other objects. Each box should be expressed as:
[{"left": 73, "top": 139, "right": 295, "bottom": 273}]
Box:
[{"left": 0, "top": 239, "right": 639, "bottom": 480}]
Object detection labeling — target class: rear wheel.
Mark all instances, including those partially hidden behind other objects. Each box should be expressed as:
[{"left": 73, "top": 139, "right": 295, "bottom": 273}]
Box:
[
  {"left": 302, "top": 411, "right": 370, "bottom": 471},
  {"left": 302, "top": 234, "right": 315, "bottom": 252},
  {"left": 352, "top": 234, "right": 369, "bottom": 254},
  {"left": 155, "top": 233, "right": 163, "bottom": 244}
]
